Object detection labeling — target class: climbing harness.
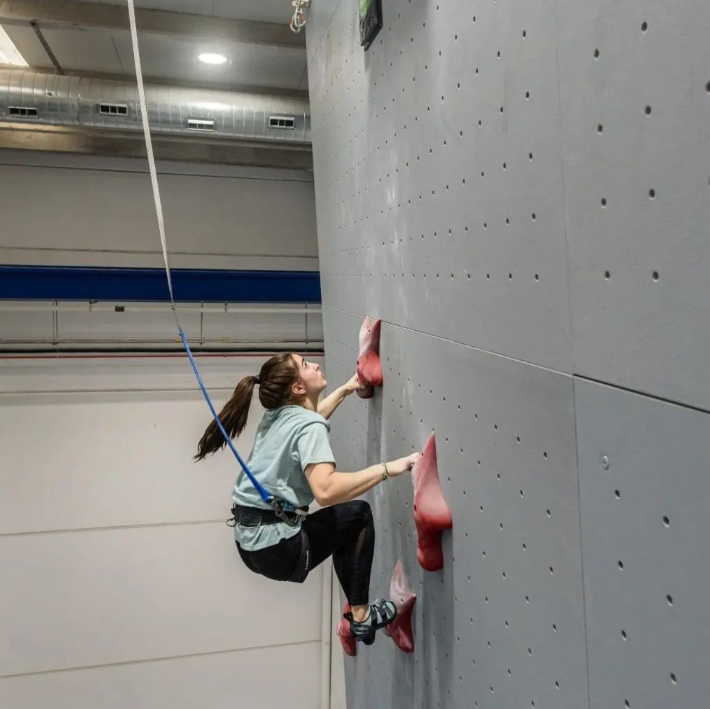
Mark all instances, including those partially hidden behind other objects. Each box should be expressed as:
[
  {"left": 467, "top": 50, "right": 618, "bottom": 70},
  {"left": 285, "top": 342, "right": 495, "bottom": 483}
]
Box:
[
  {"left": 227, "top": 502, "right": 308, "bottom": 529},
  {"left": 126, "top": 0, "right": 305, "bottom": 524}
]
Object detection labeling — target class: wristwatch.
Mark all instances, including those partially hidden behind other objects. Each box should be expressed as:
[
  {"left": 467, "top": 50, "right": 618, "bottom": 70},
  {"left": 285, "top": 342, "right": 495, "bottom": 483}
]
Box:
[{"left": 381, "top": 462, "right": 389, "bottom": 481}]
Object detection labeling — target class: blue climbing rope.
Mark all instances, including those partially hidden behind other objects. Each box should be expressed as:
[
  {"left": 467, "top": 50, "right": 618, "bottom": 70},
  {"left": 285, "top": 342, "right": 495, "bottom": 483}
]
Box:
[{"left": 178, "top": 330, "right": 272, "bottom": 502}]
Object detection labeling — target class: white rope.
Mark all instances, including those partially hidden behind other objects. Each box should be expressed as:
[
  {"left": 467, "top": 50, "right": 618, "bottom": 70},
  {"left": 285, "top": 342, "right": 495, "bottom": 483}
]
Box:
[
  {"left": 126, "top": 0, "right": 176, "bottom": 309},
  {"left": 123, "top": 1, "right": 284, "bottom": 504}
]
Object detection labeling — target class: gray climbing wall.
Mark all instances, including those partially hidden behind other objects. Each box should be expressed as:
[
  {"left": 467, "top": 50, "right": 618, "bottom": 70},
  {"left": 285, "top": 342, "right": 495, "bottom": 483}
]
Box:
[{"left": 306, "top": 1, "right": 710, "bottom": 708}]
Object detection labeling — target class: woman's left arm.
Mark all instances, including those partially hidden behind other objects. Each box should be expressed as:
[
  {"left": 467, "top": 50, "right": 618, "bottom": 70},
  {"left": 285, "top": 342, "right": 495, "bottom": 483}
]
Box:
[{"left": 318, "top": 374, "right": 362, "bottom": 420}]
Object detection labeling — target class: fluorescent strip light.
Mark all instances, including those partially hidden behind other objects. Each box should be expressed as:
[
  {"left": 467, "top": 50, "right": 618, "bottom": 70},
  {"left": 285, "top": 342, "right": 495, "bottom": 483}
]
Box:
[
  {"left": 199, "top": 53, "right": 227, "bottom": 65},
  {"left": 0, "top": 25, "right": 28, "bottom": 67}
]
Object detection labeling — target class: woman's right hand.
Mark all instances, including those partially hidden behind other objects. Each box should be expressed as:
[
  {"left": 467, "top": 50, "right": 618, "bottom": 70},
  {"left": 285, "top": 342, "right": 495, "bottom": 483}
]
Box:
[{"left": 386, "top": 452, "right": 421, "bottom": 477}]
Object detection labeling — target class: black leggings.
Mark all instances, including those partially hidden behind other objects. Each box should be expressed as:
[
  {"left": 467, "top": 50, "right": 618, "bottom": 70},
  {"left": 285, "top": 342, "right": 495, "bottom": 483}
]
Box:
[{"left": 236, "top": 500, "right": 374, "bottom": 606}]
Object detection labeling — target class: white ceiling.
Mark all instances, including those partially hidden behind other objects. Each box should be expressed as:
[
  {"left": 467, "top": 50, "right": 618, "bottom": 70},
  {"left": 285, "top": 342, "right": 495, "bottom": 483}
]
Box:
[
  {"left": 72, "top": 0, "right": 293, "bottom": 24},
  {"left": 79, "top": 0, "right": 296, "bottom": 24},
  {"left": 1, "top": 0, "right": 308, "bottom": 92}
]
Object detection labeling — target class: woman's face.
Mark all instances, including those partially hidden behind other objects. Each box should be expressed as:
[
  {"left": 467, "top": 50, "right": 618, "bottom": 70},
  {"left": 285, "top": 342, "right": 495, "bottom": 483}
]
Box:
[{"left": 292, "top": 354, "right": 327, "bottom": 397}]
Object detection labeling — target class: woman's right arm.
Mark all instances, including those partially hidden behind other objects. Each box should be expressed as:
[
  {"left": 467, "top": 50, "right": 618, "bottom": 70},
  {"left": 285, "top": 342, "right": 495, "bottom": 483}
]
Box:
[{"left": 305, "top": 453, "right": 420, "bottom": 507}]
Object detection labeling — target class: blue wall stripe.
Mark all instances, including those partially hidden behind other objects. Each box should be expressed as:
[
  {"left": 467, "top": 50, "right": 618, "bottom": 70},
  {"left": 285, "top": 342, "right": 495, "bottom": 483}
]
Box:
[{"left": 0, "top": 266, "right": 321, "bottom": 303}]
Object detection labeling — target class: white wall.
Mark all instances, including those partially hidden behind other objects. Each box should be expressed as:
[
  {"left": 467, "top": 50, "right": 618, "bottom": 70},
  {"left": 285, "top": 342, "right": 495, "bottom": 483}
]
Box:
[
  {"left": 0, "top": 150, "right": 318, "bottom": 272},
  {"left": 0, "top": 353, "right": 330, "bottom": 709},
  {"left": 0, "top": 145, "right": 342, "bottom": 707},
  {"left": 0, "top": 150, "right": 322, "bottom": 351}
]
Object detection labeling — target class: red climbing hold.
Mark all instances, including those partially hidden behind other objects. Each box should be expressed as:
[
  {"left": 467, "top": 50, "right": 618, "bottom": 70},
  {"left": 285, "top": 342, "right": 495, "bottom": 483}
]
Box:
[
  {"left": 383, "top": 561, "right": 417, "bottom": 653},
  {"left": 412, "top": 433, "right": 453, "bottom": 571},
  {"left": 337, "top": 603, "right": 357, "bottom": 657},
  {"left": 356, "top": 316, "right": 383, "bottom": 399}
]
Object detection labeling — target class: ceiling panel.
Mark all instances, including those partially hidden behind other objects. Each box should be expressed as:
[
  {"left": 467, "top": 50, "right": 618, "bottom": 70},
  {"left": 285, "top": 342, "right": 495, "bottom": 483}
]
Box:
[
  {"left": 41, "top": 27, "right": 125, "bottom": 74},
  {"left": 1, "top": 24, "right": 48, "bottom": 67},
  {"left": 73, "top": 0, "right": 297, "bottom": 24},
  {"left": 0, "top": 0, "right": 307, "bottom": 93},
  {"left": 2, "top": 23, "right": 307, "bottom": 92},
  {"left": 112, "top": 31, "right": 307, "bottom": 90},
  {"left": 213, "top": 0, "right": 297, "bottom": 23},
  {"left": 87, "top": 0, "right": 207, "bottom": 13}
]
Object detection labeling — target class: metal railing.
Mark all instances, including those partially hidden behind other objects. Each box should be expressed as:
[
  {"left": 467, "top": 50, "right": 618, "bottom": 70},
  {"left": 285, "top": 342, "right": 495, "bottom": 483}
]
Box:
[{"left": 0, "top": 301, "right": 324, "bottom": 352}]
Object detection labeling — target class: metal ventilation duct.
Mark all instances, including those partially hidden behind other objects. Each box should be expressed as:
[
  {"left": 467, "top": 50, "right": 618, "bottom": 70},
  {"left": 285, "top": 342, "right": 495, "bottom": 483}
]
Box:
[{"left": 0, "top": 69, "right": 311, "bottom": 144}]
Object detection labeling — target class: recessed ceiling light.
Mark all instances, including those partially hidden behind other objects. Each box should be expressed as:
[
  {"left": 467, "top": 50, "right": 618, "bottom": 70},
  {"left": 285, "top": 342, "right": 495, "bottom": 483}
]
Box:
[
  {"left": 199, "top": 53, "right": 227, "bottom": 65},
  {"left": 0, "top": 25, "right": 28, "bottom": 67}
]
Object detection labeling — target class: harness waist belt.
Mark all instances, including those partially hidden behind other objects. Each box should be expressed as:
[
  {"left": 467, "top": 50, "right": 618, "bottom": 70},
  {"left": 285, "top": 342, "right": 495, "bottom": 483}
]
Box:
[{"left": 233, "top": 504, "right": 308, "bottom": 527}]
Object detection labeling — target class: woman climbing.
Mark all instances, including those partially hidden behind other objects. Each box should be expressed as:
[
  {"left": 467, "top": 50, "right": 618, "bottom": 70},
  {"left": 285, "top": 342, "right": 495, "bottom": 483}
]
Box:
[{"left": 195, "top": 352, "right": 421, "bottom": 644}]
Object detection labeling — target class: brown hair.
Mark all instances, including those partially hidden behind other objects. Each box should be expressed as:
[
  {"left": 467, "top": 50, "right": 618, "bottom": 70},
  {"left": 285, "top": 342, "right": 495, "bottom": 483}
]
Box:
[{"left": 194, "top": 352, "right": 301, "bottom": 461}]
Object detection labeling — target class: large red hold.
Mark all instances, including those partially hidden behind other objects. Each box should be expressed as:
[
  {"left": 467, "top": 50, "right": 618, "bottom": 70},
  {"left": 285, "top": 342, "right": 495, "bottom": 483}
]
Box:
[
  {"left": 356, "top": 316, "right": 383, "bottom": 399},
  {"left": 382, "top": 561, "right": 417, "bottom": 653},
  {"left": 336, "top": 603, "right": 357, "bottom": 657},
  {"left": 412, "top": 433, "right": 453, "bottom": 571}
]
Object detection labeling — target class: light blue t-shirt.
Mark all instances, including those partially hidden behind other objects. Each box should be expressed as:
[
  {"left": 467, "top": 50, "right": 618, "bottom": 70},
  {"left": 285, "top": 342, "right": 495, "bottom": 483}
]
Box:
[{"left": 233, "top": 405, "right": 336, "bottom": 551}]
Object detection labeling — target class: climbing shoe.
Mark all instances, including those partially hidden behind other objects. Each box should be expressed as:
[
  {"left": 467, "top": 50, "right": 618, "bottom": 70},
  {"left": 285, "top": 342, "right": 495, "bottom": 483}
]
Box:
[{"left": 345, "top": 598, "right": 397, "bottom": 644}]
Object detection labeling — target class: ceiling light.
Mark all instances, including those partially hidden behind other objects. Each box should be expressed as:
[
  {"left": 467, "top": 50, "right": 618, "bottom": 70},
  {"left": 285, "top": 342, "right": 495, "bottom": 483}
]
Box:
[
  {"left": 0, "top": 25, "right": 28, "bottom": 67},
  {"left": 198, "top": 53, "right": 227, "bottom": 65}
]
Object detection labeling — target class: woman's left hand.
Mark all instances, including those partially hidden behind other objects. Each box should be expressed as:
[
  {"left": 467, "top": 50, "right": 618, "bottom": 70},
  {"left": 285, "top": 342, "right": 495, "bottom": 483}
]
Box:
[{"left": 343, "top": 373, "right": 366, "bottom": 394}]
